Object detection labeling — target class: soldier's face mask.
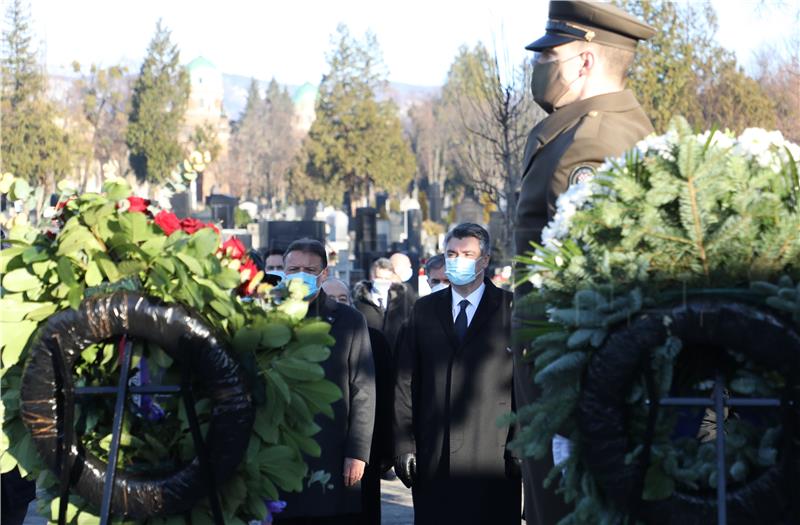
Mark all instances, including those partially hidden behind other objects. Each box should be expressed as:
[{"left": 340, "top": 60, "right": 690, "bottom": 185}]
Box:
[{"left": 531, "top": 53, "right": 584, "bottom": 113}]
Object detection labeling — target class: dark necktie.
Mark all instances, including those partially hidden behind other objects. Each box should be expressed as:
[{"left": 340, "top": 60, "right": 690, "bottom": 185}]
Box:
[{"left": 454, "top": 299, "right": 469, "bottom": 343}]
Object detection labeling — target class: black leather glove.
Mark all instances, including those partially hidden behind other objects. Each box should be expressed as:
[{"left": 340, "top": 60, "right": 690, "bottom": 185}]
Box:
[
  {"left": 504, "top": 454, "right": 522, "bottom": 480},
  {"left": 394, "top": 453, "right": 416, "bottom": 488}
]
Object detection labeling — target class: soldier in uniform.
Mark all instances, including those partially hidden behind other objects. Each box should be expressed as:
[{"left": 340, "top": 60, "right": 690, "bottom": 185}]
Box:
[{"left": 512, "top": 1, "right": 656, "bottom": 523}]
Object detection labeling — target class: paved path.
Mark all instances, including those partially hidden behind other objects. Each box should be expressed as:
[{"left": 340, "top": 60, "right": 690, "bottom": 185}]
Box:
[
  {"left": 23, "top": 480, "right": 414, "bottom": 525},
  {"left": 380, "top": 478, "right": 414, "bottom": 525}
]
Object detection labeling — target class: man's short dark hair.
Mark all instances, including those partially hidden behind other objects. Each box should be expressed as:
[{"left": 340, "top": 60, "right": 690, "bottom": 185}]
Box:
[
  {"left": 594, "top": 43, "right": 635, "bottom": 82},
  {"left": 266, "top": 248, "right": 284, "bottom": 257},
  {"left": 370, "top": 257, "right": 394, "bottom": 277},
  {"left": 444, "top": 223, "right": 491, "bottom": 256},
  {"left": 284, "top": 238, "right": 328, "bottom": 268},
  {"left": 424, "top": 254, "right": 445, "bottom": 274}
]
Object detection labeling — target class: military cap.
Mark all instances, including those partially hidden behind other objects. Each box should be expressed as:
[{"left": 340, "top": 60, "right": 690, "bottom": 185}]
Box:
[{"left": 526, "top": 0, "right": 655, "bottom": 52}]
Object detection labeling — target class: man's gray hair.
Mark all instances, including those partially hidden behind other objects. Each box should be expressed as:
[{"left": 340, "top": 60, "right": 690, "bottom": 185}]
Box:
[
  {"left": 370, "top": 257, "right": 394, "bottom": 277},
  {"left": 444, "top": 223, "right": 491, "bottom": 256}
]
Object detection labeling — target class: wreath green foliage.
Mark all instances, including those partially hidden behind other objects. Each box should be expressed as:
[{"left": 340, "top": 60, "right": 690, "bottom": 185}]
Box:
[
  {"left": 0, "top": 175, "right": 342, "bottom": 524},
  {"left": 509, "top": 117, "right": 800, "bottom": 524}
]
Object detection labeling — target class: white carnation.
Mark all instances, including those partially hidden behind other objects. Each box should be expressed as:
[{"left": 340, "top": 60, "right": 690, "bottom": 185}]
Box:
[{"left": 541, "top": 179, "right": 598, "bottom": 250}]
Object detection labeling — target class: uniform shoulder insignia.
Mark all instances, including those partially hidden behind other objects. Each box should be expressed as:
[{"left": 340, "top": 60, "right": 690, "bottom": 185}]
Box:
[{"left": 568, "top": 165, "right": 596, "bottom": 186}]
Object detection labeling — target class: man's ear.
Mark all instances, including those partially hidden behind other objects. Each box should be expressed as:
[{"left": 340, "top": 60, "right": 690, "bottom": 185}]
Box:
[
  {"left": 320, "top": 267, "right": 329, "bottom": 280},
  {"left": 581, "top": 49, "right": 595, "bottom": 75}
]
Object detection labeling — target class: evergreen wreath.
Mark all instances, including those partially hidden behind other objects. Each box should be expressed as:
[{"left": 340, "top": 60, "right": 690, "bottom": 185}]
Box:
[
  {"left": 1, "top": 162, "right": 341, "bottom": 524},
  {"left": 510, "top": 117, "right": 800, "bottom": 524}
]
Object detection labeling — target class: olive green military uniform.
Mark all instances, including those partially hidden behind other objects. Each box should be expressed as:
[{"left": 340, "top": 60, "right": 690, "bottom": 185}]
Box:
[
  {"left": 512, "top": 89, "right": 653, "bottom": 525},
  {"left": 512, "top": 2, "right": 656, "bottom": 523},
  {"left": 514, "top": 89, "right": 653, "bottom": 253}
]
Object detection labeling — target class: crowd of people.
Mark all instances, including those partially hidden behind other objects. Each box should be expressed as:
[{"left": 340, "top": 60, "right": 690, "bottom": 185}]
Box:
[
  {"left": 3, "top": 1, "right": 663, "bottom": 523},
  {"left": 259, "top": 221, "right": 517, "bottom": 525},
  {"left": 261, "top": 1, "right": 660, "bottom": 523}
]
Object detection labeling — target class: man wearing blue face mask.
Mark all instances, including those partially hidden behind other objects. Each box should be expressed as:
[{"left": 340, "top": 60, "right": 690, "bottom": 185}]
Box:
[
  {"left": 352, "top": 257, "right": 416, "bottom": 351},
  {"left": 277, "top": 239, "right": 376, "bottom": 525},
  {"left": 393, "top": 223, "right": 519, "bottom": 525}
]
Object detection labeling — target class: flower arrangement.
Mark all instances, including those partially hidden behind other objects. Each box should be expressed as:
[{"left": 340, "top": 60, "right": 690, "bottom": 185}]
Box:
[
  {"left": 511, "top": 118, "right": 800, "bottom": 523},
  {"left": 1, "top": 161, "right": 341, "bottom": 524}
]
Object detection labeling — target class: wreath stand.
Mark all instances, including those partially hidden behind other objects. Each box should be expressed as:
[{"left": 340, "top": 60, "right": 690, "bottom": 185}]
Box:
[
  {"left": 50, "top": 335, "right": 225, "bottom": 525},
  {"left": 578, "top": 300, "right": 800, "bottom": 525},
  {"left": 645, "top": 370, "right": 789, "bottom": 525}
]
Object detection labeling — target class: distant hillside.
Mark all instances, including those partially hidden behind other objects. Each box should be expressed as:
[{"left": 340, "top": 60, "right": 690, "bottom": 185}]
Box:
[
  {"left": 47, "top": 67, "right": 441, "bottom": 122},
  {"left": 222, "top": 74, "right": 440, "bottom": 121}
]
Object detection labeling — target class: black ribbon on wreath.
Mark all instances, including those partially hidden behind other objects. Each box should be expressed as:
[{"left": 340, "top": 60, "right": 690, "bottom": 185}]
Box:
[
  {"left": 578, "top": 300, "right": 800, "bottom": 525},
  {"left": 19, "top": 291, "right": 255, "bottom": 524}
]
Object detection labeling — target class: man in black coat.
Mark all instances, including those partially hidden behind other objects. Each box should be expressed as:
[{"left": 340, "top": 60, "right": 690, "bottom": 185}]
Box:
[
  {"left": 322, "top": 278, "right": 393, "bottom": 525},
  {"left": 276, "top": 240, "right": 375, "bottom": 525},
  {"left": 353, "top": 257, "right": 416, "bottom": 351},
  {"left": 393, "top": 223, "right": 520, "bottom": 525}
]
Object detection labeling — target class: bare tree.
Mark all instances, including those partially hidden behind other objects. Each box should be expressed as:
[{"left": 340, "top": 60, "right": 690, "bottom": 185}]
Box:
[
  {"left": 408, "top": 98, "right": 449, "bottom": 221},
  {"left": 442, "top": 43, "right": 544, "bottom": 260}
]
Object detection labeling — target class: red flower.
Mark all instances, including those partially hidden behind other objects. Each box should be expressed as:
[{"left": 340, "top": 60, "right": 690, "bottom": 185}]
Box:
[
  {"left": 220, "top": 237, "right": 246, "bottom": 260},
  {"left": 239, "top": 258, "right": 258, "bottom": 281},
  {"left": 127, "top": 196, "right": 150, "bottom": 213},
  {"left": 154, "top": 210, "right": 181, "bottom": 236},
  {"left": 238, "top": 258, "right": 263, "bottom": 296},
  {"left": 56, "top": 196, "right": 76, "bottom": 211},
  {"left": 180, "top": 217, "right": 204, "bottom": 234},
  {"left": 206, "top": 222, "right": 220, "bottom": 234}
]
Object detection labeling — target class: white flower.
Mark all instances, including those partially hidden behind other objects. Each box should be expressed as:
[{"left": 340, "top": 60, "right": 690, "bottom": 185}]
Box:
[
  {"left": 697, "top": 129, "right": 735, "bottom": 150},
  {"left": 554, "top": 256, "right": 564, "bottom": 267},
  {"left": 42, "top": 206, "right": 57, "bottom": 219},
  {"left": 529, "top": 273, "right": 544, "bottom": 288},
  {"left": 636, "top": 130, "right": 677, "bottom": 161},
  {"left": 116, "top": 198, "right": 130, "bottom": 212},
  {"left": 540, "top": 179, "right": 598, "bottom": 250}
]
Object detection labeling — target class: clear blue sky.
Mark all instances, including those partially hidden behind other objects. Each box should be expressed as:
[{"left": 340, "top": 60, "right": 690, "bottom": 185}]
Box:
[{"left": 28, "top": 0, "right": 798, "bottom": 86}]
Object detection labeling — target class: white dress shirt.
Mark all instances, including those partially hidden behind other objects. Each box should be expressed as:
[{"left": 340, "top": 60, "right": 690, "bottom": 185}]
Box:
[{"left": 451, "top": 282, "right": 486, "bottom": 327}]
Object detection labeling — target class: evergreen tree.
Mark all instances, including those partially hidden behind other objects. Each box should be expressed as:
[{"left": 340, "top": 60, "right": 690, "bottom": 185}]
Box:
[
  {"left": 0, "top": 0, "right": 69, "bottom": 190},
  {"left": 293, "top": 24, "right": 415, "bottom": 210},
  {"left": 618, "top": 0, "right": 776, "bottom": 133},
  {"left": 126, "top": 20, "right": 189, "bottom": 184}
]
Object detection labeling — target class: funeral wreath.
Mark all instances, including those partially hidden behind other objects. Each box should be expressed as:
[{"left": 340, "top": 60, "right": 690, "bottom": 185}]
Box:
[
  {"left": 0, "top": 159, "right": 341, "bottom": 524},
  {"left": 511, "top": 118, "right": 800, "bottom": 524}
]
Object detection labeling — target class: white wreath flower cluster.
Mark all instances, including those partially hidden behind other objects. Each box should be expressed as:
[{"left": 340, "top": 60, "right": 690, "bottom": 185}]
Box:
[
  {"left": 540, "top": 180, "right": 598, "bottom": 251},
  {"left": 526, "top": 126, "right": 800, "bottom": 290},
  {"left": 733, "top": 128, "right": 800, "bottom": 173}
]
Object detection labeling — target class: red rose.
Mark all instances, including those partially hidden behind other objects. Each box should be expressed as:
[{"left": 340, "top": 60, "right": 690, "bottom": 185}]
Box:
[
  {"left": 180, "top": 217, "right": 203, "bottom": 234},
  {"left": 220, "top": 237, "right": 246, "bottom": 260},
  {"left": 238, "top": 259, "right": 263, "bottom": 296},
  {"left": 239, "top": 258, "right": 258, "bottom": 281},
  {"left": 154, "top": 210, "right": 181, "bottom": 236},
  {"left": 127, "top": 196, "right": 150, "bottom": 213},
  {"left": 56, "top": 196, "right": 76, "bottom": 211}
]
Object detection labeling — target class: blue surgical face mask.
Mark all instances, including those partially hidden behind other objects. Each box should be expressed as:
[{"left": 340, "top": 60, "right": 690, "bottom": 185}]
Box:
[
  {"left": 284, "top": 271, "right": 320, "bottom": 299},
  {"left": 445, "top": 257, "right": 481, "bottom": 286},
  {"left": 266, "top": 270, "right": 285, "bottom": 280}
]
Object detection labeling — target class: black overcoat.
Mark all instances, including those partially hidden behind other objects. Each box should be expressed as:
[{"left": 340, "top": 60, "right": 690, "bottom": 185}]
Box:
[
  {"left": 279, "top": 291, "right": 376, "bottom": 519},
  {"left": 394, "top": 278, "right": 520, "bottom": 525},
  {"left": 353, "top": 280, "right": 416, "bottom": 350}
]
